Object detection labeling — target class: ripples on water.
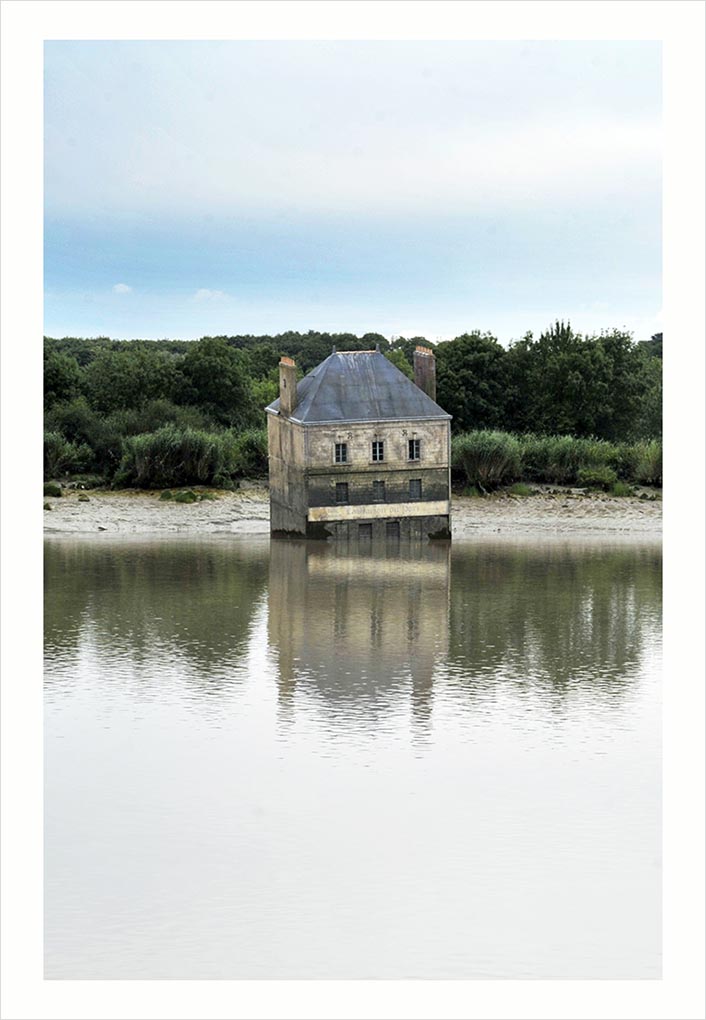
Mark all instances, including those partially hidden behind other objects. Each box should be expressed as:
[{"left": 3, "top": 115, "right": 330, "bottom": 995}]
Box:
[{"left": 44, "top": 535, "right": 661, "bottom": 979}]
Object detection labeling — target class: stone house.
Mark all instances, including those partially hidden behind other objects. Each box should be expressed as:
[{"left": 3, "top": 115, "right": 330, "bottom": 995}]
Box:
[{"left": 265, "top": 345, "right": 452, "bottom": 540}]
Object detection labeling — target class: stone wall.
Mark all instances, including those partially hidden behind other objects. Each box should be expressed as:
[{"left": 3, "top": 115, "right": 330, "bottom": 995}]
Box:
[
  {"left": 307, "top": 466, "right": 449, "bottom": 507},
  {"left": 305, "top": 418, "right": 449, "bottom": 472},
  {"left": 305, "top": 514, "right": 451, "bottom": 541},
  {"left": 268, "top": 413, "right": 451, "bottom": 539},
  {"left": 267, "top": 414, "right": 308, "bottom": 535}
]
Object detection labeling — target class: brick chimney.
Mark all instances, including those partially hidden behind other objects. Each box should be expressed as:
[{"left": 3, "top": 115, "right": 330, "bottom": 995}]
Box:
[
  {"left": 413, "top": 345, "right": 436, "bottom": 401},
  {"left": 279, "top": 356, "right": 297, "bottom": 416}
]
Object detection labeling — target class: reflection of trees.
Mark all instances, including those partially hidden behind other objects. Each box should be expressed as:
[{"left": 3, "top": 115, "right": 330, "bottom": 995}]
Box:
[
  {"left": 268, "top": 540, "right": 451, "bottom": 726},
  {"left": 45, "top": 537, "right": 661, "bottom": 720},
  {"left": 268, "top": 540, "right": 661, "bottom": 726},
  {"left": 448, "top": 542, "right": 662, "bottom": 703},
  {"left": 44, "top": 539, "right": 268, "bottom": 691}
]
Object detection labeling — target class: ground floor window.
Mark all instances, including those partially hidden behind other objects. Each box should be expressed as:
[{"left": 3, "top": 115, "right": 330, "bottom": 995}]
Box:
[
  {"left": 335, "top": 482, "right": 349, "bottom": 503},
  {"left": 386, "top": 521, "right": 400, "bottom": 539},
  {"left": 358, "top": 523, "right": 372, "bottom": 539}
]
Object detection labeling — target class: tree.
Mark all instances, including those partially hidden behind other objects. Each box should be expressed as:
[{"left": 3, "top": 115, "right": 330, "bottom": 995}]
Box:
[
  {"left": 435, "top": 332, "right": 508, "bottom": 431},
  {"left": 178, "top": 337, "right": 257, "bottom": 427},
  {"left": 83, "top": 346, "right": 180, "bottom": 413},
  {"left": 44, "top": 350, "right": 82, "bottom": 409},
  {"left": 638, "top": 332, "right": 662, "bottom": 359},
  {"left": 384, "top": 349, "right": 414, "bottom": 378}
]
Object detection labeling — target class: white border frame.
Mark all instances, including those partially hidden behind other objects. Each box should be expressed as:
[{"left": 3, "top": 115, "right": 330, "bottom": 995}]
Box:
[{"left": 2, "top": 3, "right": 704, "bottom": 1019}]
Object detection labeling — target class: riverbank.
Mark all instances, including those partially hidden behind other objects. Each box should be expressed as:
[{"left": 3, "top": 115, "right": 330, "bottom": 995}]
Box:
[{"left": 43, "top": 481, "right": 662, "bottom": 540}]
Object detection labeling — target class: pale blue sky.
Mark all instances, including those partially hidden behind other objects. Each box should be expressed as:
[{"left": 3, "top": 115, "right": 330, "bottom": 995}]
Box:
[{"left": 44, "top": 40, "right": 661, "bottom": 343}]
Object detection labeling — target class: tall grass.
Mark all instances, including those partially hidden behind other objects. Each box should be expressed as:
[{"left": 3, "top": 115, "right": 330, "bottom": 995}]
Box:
[
  {"left": 451, "top": 431, "right": 521, "bottom": 490},
  {"left": 113, "top": 425, "right": 270, "bottom": 489},
  {"left": 633, "top": 439, "right": 662, "bottom": 486},
  {"left": 44, "top": 431, "right": 92, "bottom": 479},
  {"left": 114, "top": 426, "right": 240, "bottom": 489},
  {"left": 453, "top": 431, "right": 662, "bottom": 490},
  {"left": 519, "top": 434, "right": 618, "bottom": 484}
]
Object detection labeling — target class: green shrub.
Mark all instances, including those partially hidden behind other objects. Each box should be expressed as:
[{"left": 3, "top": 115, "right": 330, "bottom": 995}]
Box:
[
  {"left": 70, "top": 474, "right": 106, "bottom": 490},
  {"left": 159, "top": 490, "right": 174, "bottom": 501},
  {"left": 43, "top": 481, "right": 63, "bottom": 497},
  {"left": 507, "top": 482, "right": 534, "bottom": 497},
  {"left": 78, "top": 493, "right": 90, "bottom": 502},
  {"left": 106, "top": 399, "right": 215, "bottom": 437},
  {"left": 610, "top": 480, "right": 633, "bottom": 497},
  {"left": 44, "top": 502, "right": 52, "bottom": 511},
  {"left": 576, "top": 465, "right": 618, "bottom": 491},
  {"left": 44, "top": 432, "right": 92, "bottom": 480},
  {"left": 605, "top": 442, "right": 640, "bottom": 480},
  {"left": 198, "top": 492, "right": 218, "bottom": 501},
  {"left": 114, "top": 426, "right": 240, "bottom": 489},
  {"left": 451, "top": 431, "right": 521, "bottom": 490},
  {"left": 231, "top": 428, "right": 268, "bottom": 477},
  {"left": 174, "top": 490, "right": 198, "bottom": 504},
  {"left": 634, "top": 440, "right": 662, "bottom": 487},
  {"left": 519, "top": 434, "right": 616, "bottom": 484}
]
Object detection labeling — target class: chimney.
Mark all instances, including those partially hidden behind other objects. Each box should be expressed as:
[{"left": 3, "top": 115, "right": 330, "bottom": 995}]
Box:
[
  {"left": 413, "top": 345, "right": 436, "bottom": 401},
  {"left": 279, "top": 356, "right": 297, "bottom": 416}
]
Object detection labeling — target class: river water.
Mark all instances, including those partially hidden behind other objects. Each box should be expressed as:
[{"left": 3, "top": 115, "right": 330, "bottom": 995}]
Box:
[{"left": 44, "top": 535, "right": 661, "bottom": 979}]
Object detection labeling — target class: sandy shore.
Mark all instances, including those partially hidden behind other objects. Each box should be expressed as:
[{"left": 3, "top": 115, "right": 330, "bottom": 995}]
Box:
[{"left": 43, "top": 481, "right": 661, "bottom": 541}]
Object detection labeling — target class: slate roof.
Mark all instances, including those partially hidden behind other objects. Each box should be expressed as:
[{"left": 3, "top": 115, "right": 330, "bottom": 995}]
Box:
[{"left": 266, "top": 350, "right": 451, "bottom": 424}]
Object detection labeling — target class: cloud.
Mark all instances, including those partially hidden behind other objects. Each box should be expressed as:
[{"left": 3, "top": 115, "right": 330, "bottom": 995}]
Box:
[
  {"left": 44, "top": 41, "right": 661, "bottom": 220},
  {"left": 112, "top": 283, "right": 132, "bottom": 294},
  {"left": 193, "top": 288, "right": 228, "bottom": 301}
]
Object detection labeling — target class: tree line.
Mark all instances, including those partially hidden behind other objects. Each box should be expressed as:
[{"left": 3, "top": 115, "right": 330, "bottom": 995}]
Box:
[{"left": 44, "top": 323, "right": 662, "bottom": 487}]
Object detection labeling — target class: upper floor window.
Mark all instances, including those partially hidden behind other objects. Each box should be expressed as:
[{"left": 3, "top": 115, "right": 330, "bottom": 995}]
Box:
[
  {"left": 334, "top": 442, "right": 348, "bottom": 464},
  {"left": 372, "top": 480, "right": 385, "bottom": 502},
  {"left": 335, "top": 482, "right": 349, "bottom": 504},
  {"left": 408, "top": 438, "right": 421, "bottom": 461},
  {"left": 409, "top": 478, "right": 422, "bottom": 500},
  {"left": 372, "top": 440, "right": 385, "bottom": 462}
]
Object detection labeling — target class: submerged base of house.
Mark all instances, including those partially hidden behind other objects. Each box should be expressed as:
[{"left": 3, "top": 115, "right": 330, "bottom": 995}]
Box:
[{"left": 271, "top": 506, "right": 451, "bottom": 542}]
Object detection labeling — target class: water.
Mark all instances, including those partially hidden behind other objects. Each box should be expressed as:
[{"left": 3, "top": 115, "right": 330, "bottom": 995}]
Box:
[{"left": 44, "top": 535, "right": 662, "bottom": 979}]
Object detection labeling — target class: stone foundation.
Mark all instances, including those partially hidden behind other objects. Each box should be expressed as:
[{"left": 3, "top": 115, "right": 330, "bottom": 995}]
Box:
[{"left": 305, "top": 514, "right": 451, "bottom": 542}]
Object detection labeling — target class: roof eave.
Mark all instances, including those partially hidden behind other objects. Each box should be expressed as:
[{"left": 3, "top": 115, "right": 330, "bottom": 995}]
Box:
[{"left": 290, "top": 413, "right": 452, "bottom": 426}]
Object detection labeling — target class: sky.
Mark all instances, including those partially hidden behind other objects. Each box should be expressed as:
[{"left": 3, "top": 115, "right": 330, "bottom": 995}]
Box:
[{"left": 44, "top": 40, "right": 662, "bottom": 345}]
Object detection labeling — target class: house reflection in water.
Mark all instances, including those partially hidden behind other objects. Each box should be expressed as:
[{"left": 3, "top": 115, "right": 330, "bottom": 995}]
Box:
[{"left": 267, "top": 539, "right": 450, "bottom": 732}]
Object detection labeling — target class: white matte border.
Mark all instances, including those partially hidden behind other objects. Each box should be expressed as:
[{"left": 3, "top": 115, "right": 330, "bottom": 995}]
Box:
[{"left": 1, "top": 2, "right": 704, "bottom": 1019}]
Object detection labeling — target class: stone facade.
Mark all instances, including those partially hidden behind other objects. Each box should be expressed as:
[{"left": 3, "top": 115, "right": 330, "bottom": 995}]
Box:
[{"left": 266, "top": 348, "right": 452, "bottom": 540}]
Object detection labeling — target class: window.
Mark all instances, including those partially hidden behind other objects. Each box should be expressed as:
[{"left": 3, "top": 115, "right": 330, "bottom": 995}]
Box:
[
  {"left": 409, "top": 478, "right": 422, "bottom": 500},
  {"left": 334, "top": 442, "right": 348, "bottom": 464},
  {"left": 358, "top": 523, "right": 372, "bottom": 540},
  {"left": 408, "top": 438, "right": 421, "bottom": 461},
  {"left": 372, "top": 440, "right": 384, "bottom": 462},
  {"left": 386, "top": 521, "right": 400, "bottom": 540},
  {"left": 335, "top": 482, "right": 349, "bottom": 504},
  {"left": 372, "top": 480, "right": 385, "bottom": 502}
]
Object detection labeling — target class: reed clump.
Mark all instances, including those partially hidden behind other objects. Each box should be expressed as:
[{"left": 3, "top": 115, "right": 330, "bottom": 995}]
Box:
[
  {"left": 113, "top": 425, "right": 269, "bottom": 489},
  {"left": 452, "top": 431, "right": 662, "bottom": 490},
  {"left": 633, "top": 439, "right": 662, "bottom": 486},
  {"left": 451, "top": 431, "right": 521, "bottom": 491},
  {"left": 576, "top": 465, "right": 618, "bottom": 491},
  {"left": 114, "top": 426, "right": 241, "bottom": 489}
]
